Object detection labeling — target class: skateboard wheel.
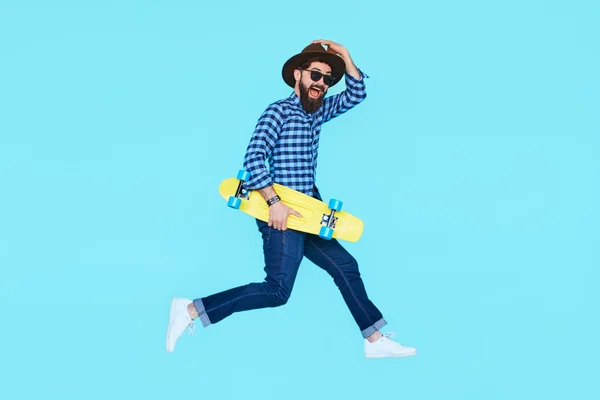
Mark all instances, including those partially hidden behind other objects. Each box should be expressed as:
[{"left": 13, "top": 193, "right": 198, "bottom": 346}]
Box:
[
  {"left": 227, "top": 196, "right": 242, "bottom": 209},
  {"left": 319, "top": 226, "right": 334, "bottom": 240},
  {"left": 237, "top": 169, "right": 251, "bottom": 181},
  {"left": 328, "top": 199, "right": 343, "bottom": 212}
]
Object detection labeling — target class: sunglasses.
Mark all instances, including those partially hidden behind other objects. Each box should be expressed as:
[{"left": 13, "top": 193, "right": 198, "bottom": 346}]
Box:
[{"left": 301, "top": 69, "right": 335, "bottom": 86}]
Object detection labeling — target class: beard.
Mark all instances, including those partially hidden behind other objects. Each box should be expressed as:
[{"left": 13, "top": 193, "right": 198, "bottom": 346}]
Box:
[{"left": 299, "top": 78, "right": 326, "bottom": 114}]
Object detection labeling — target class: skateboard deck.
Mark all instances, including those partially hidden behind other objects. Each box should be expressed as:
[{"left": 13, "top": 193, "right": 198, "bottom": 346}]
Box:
[{"left": 219, "top": 172, "right": 364, "bottom": 242}]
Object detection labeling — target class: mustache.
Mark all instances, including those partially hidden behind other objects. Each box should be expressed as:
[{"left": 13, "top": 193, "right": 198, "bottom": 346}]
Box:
[{"left": 310, "top": 84, "right": 326, "bottom": 92}]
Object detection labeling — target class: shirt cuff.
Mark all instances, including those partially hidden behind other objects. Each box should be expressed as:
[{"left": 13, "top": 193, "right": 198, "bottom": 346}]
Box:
[{"left": 346, "top": 68, "right": 369, "bottom": 82}]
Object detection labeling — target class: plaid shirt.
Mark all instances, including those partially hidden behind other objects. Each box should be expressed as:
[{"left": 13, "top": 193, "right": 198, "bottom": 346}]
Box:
[{"left": 242, "top": 69, "right": 368, "bottom": 199}]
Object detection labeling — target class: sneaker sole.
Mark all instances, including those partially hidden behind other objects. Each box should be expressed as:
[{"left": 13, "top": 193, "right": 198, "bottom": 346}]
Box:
[
  {"left": 166, "top": 297, "right": 178, "bottom": 352},
  {"left": 365, "top": 350, "right": 417, "bottom": 359}
]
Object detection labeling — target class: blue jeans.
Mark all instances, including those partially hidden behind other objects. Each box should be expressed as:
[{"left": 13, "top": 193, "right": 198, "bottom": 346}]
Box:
[{"left": 193, "top": 219, "right": 387, "bottom": 338}]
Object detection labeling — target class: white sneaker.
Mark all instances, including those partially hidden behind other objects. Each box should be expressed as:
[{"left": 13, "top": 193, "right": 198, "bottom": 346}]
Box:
[
  {"left": 364, "top": 332, "right": 417, "bottom": 358},
  {"left": 166, "top": 297, "right": 195, "bottom": 352}
]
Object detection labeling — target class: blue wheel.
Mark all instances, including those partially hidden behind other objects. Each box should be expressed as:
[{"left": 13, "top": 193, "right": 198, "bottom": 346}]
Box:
[
  {"left": 227, "top": 196, "right": 241, "bottom": 209},
  {"left": 237, "top": 169, "right": 251, "bottom": 181},
  {"left": 319, "top": 226, "right": 334, "bottom": 240},
  {"left": 328, "top": 198, "right": 343, "bottom": 212}
]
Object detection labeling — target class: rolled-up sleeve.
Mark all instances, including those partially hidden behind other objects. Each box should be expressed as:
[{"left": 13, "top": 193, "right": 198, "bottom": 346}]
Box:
[{"left": 242, "top": 103, "right": 284, "bottom": 190}]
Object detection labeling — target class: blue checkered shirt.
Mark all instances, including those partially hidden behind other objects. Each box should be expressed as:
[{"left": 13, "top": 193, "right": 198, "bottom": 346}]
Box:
[{"left": 242, "top": 69, "right": 368, "bottom": 199}]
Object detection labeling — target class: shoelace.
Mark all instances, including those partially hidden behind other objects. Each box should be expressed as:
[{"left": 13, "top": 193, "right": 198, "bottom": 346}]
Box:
[
  {"left": 381, "top": 331, "right": 407, "bottom": 348},
  {"left": 187, "top": 319, "right": 196, "bottom": 335}
]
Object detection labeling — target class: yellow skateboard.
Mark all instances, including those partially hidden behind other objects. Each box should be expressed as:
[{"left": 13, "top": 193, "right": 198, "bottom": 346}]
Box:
[{"left": 219, "top": 170, "right": 364, "bottom": 242}]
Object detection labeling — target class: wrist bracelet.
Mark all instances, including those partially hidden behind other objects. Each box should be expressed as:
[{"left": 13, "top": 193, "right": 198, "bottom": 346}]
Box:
[{"left": 266, "top": 195, "right": 281, "bottom": 207}]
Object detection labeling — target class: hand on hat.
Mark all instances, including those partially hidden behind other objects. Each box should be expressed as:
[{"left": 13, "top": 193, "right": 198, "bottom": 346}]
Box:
[
  {"left": 312, "top": 39, "right": 360, "bottom": 80},
  {"left": 311, "top": 39, "right": 349, "bottom": 58}
]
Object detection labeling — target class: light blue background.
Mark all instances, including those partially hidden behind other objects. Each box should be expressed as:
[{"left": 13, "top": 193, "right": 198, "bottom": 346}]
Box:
[{"left": 1, "top": 1, "right": 598, "bottom": 399}]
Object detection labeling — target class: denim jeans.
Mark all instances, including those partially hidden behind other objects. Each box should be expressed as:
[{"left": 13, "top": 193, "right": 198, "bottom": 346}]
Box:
[{"left": 193, "top": 218, "right": 387, "bottom": 338}]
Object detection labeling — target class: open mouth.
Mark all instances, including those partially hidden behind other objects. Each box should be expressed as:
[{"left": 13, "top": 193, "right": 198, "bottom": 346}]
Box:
[{"left": 309, "top": 86, "right": 323, "bottom": 99}]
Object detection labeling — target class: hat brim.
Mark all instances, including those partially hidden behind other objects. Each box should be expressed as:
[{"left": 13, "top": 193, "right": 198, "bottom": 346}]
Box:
[{"left": 282, "top": 51, "right": 346, "bottom": 88}]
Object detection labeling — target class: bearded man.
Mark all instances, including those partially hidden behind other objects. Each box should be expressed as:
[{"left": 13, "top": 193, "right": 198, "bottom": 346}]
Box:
[{"left": 166, "top": 40, "right": 417, "bottom": 359}]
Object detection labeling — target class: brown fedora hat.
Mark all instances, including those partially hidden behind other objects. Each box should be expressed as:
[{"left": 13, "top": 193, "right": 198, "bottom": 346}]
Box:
[{"left": 281, "top": 43, "right": 346, "bottom": 88}]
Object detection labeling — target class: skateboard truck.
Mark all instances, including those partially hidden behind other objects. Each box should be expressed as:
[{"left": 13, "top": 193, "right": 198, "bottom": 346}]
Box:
[
  {"left": 227, "top": 170, "right": 251, "bottom": 209},
  {"left": 319, "top": 199, "right": 343, "bottom": 240},
  {"left": 321, "top": 213, "right": 338, "bottom": 229}
]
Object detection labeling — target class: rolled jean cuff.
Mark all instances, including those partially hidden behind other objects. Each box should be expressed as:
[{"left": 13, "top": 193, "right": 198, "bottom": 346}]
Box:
[
  {"left": 361, "top": 318, "right": 387, "bottom": 338},
  {"left": 193, "top": 298, "right": 211, "bottom": 327}
]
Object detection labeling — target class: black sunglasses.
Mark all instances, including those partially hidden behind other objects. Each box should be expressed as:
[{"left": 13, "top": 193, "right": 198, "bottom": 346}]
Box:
[{"left": 301, "top": 69, "right": 335, "bottom": 86}]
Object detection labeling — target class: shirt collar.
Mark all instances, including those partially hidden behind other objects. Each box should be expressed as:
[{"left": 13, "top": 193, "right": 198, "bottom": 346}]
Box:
[{"left": 288, "top": 92, "right": 301, "bottom": 106}]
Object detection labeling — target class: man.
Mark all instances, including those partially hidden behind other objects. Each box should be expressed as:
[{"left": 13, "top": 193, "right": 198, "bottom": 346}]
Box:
[{"left": 166, "top": 40, "right": 416, "bottom": 359}]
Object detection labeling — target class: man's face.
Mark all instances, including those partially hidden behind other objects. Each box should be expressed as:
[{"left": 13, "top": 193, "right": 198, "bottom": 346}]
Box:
[{"left": 296, "top": 61, "right": 332, "bottom": 113}]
